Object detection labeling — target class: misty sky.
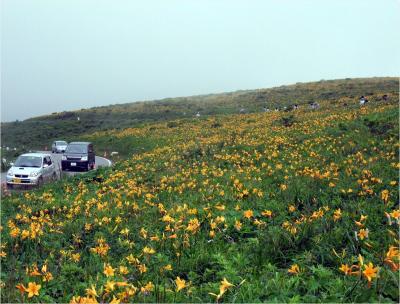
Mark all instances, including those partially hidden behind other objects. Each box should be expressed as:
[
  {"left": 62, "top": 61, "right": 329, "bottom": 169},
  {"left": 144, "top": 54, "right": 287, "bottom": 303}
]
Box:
[{"left": 1, "top": 0, "right": 399, "bottom": 122}]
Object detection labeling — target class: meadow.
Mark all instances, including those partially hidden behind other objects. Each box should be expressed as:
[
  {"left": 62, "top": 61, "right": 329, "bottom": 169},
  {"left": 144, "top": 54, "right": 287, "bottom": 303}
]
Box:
[{"left": 1, "top": 94, "right": 399, "bottom": 302}]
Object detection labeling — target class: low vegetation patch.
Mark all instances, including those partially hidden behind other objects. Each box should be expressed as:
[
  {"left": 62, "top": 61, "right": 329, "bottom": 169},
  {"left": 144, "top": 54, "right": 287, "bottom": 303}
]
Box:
[{"left": 1, "top": 98, "right": 399, "bottom": 302}]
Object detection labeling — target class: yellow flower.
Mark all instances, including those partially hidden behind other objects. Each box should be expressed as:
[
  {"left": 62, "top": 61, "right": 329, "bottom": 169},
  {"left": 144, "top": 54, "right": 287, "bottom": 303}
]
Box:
[
  {"left": 381, "top": 189, "right": 389, "bottom": 203},
  {"left": 261, "top": 210, "right": 273, "bottom": 217},
  {"left": 140, "top": 227, "right": 148, "bottom": 239},
  {"left": 358, "top": 254, "right": 364, "bottom": 266},
  {"left": 110, "top": 296, "right": 120, "bottom": 304},
  {"left": 138, "top": 263, "right": 147, "bottom": 274},
  {"left": 175, "top": 276, "right": 186, "bottom": 292},
  {"left": 186, "top": 218, "right": 201, "bottom": 233},
  {"left": 119, "top": 266, "right": 129, "bottom": 275},
  {"left": 362, "top": 262, "right": 378, "bottom": 282},
  {"left": 162, "top": 214, "right": 175, "bottom": 223},
  {"left": 71, "top": 253, "right": 81, "bottom": 262},
  {"left": 288, "top": 264, "right": 300, "bottom": 275},
  {"left": 105, "top": 280, "right": 116, "bottom": 292},
  {"left": 288, "top": 205, "right": 296, "bottom": 212},
  {"left": 386, "top": 246, "right": 399, "bottom": 260},
  {"left": 390, "top": 209, "right": 400, "bottom": 220},
  {"left": 384, "top": 246, "right": 400, "bottom": 271},
  {"left": 15, "top": 283, "right": 26, "bottom": 294},
  {"left": 120, "top": 228, "right": 129, "bottom": 236},
  {"left": 21, "top": 229, "right": 30, "bottom": 239},
  {"left": 140, "top": 281, "right": 154, "bottom": 294},
  {"left": 234, "top": 220, "right": 242, "bottom": 231},
  {"left": 339, "top": 264, "right": 351, "bottom": 275},
  {"left": 162, "top": 264, "right": 173, "bottom": 271},
  {"left": 219, "top": 278, "right": 234, "bottom": 297},
  {"left": 215, "top": 204, "right": 225, "bottom": 211},
  {"left": 26, "top": 282, "right": 41, "bottom": 298},
  {"left": 86, "top": 285, "right": 98, "bottom": 298},
  {"left": 103, "top": 263, "right": 115, "bottom": 277},
  {"left": 143, "top": 246, "right": 156, "bottom": 255},
  {"left": 10, "top": 227, "right": 20, "bottom": 238},
  {"left": 280, "top": 184, "right": 287, "bottom": 191},
  {"left": 43, "top": 271, "right": 53, "bottom": 282},
  {"left": 358, "top": 228, "right": 369, "bottom": 240},
  {"left": 243, "top": 210, "right": 253, "bottom": 219},
  {"left": 333, "top": 209, "right": 342, "bottom": 221}
]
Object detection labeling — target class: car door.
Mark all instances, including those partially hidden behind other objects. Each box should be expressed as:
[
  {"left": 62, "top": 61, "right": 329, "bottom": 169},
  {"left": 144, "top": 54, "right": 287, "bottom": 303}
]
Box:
[
  {"left": 47, "top": 156, "right": 56, "bottom": 180},
  {"left": 43, "top": 156, "right": 51, "bottom": 181}
]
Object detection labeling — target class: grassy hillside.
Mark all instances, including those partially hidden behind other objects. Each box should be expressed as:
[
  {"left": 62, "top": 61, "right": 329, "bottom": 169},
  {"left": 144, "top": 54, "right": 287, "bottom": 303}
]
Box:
[
  {"left": 1, "top": 98, "right": 398, "bottom": 302},
  {"left": 1, "top": 77, "right": 398, "bottom": 160}
]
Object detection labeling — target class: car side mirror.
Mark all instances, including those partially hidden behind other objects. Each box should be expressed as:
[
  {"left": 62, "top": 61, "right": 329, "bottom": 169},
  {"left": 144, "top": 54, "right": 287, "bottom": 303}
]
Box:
[{"left": 43, "top": 163, "right": 49, "bottom": 168}]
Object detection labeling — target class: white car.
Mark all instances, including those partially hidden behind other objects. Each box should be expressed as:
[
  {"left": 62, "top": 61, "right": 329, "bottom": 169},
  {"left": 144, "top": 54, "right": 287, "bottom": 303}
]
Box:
[
  {"left": 52, "top": 141, "right": 68, "bottom": 153},
  {"left": 6, "top": 153, "right": 59, "bottom": 188}
]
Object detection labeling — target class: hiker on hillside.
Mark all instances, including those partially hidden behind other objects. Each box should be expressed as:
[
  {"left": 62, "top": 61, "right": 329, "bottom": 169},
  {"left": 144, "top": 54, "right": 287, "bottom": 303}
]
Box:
[{"left": 359, "top": 96, "right": 367, "bottom": 106}]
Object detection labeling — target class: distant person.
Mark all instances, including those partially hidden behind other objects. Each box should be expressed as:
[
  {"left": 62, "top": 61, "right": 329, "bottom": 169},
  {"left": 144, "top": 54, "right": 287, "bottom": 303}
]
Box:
[
  {"left": 359, "top": 96, "right": 366, "bottom": 106},
  {"left": 382, "top": 94, "right": 388, "bottom": 102},
  {"left": 310, "top": 102, "right": 319, "bottom": 110}
]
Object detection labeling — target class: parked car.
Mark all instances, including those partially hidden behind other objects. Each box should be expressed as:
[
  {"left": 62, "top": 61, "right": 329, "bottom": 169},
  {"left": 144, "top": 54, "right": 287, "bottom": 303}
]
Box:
[
  {"left": 52, "top": 140, "right": 68, "bottom": 153},
  {"left": 6, "top": 153, "right": 58, "bottom": 188},
  {"left": 61, "top": 142, "right": 95, "bottom": 171}
]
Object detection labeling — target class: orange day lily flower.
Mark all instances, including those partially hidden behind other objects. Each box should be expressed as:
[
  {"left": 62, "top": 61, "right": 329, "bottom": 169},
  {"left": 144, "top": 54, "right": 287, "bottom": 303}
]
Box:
[
  {"left": 363, "top": 262, "right": 379, "bottom": 287},
  {"left": 288, "top": 264, "right": 300, "bottom": 275},
  {"left": 26, "top": 282, "right": 41, "bottom": 298},
  {"left": 175, "top": 276, "right": 186, "bottom": 292}
]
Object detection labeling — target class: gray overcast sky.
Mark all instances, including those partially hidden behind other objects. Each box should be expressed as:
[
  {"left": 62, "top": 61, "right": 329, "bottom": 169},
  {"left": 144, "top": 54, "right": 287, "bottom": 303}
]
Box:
[{"left": 1, "top": 0, "right": 399, "bottom": 122}]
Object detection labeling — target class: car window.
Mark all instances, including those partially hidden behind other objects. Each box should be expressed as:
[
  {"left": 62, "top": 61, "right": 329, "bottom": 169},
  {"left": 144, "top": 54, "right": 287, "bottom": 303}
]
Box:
[
  {"left": 66, "top": 144, "right": 87, "bottom": 153},
  {"left": 46, "top": 156, "right": 52, "bottom": 165},
  {"left": 14, "top": 156, "right": 42, "bottom": 168}
]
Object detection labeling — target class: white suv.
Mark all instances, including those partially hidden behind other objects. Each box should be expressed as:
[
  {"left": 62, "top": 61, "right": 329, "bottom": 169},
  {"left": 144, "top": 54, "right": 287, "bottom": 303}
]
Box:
[
  {"left": 6, "top": 153, "right": 59, "bottom": 188},
  {"left": 52, "top": 141, "right": 68, "bottom": 153}
]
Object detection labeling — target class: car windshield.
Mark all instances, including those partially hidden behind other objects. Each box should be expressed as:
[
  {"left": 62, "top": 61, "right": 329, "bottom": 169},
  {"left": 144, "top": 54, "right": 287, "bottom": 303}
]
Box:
[
  {"left": 56, "top": 141, "right": 67, "bottom": 145},
  {"left": 66, "top": 144, "right": 87, "bottom": 154},
  {"left": 14, "top": 156, "right": 42, "bottom": 168}
]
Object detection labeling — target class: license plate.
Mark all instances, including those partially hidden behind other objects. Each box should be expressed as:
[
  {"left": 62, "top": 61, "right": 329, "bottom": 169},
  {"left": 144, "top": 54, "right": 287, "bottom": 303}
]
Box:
[
  {"left": 71, "top": 162, "right": 77, "bottom": 166},
  {"left": 13, "top": 178, "right": 21, "bottom": 183}
]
